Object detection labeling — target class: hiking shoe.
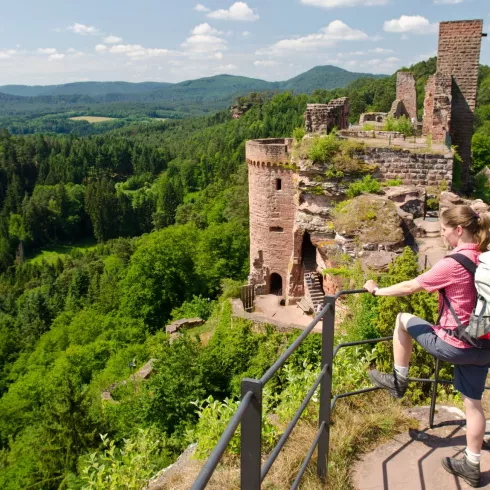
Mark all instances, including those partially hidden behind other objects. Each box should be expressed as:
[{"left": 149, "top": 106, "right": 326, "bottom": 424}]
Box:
[
  {"left": 368, "top": 369, "right": 408, "bottom": 399},
  {"left": 442, "top": 453, "right": 480, "bottom": 487}
]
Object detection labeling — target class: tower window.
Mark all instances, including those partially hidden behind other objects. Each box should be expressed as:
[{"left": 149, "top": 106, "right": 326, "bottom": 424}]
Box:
[
  {"left": 270, "top": 226, "right": 284, "bottom": 233},
  {"left": 275, "top": 178, "right": 282, "bottom": 190}
]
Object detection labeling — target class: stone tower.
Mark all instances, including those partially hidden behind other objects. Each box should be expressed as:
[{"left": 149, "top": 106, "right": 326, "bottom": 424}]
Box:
[
  {"left": 246, "top": 139, "right": 296, "bottom": 296},
  {"left": 437, "top": 20, "right": 484, "bottom": 189}
]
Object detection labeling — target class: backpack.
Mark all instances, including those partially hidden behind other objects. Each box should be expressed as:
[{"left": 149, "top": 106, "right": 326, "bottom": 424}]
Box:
[{"left": 438, "top": 251, "right": 490, "bottom": 349}]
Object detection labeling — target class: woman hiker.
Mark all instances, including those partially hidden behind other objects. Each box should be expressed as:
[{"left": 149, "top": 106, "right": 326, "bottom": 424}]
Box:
[{"left": 364, "top": 205, "right": 490, "bottom": 488}]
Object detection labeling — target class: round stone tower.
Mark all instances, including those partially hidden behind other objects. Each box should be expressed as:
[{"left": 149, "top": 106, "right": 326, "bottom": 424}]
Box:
[{"left": 246, "top": 138, "right": 297, "bottom": 297}]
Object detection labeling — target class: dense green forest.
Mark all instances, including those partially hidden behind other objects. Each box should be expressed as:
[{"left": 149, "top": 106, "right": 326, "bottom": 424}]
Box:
[{"left": 1, "top": 57, "right": 490, "bottom": 488}]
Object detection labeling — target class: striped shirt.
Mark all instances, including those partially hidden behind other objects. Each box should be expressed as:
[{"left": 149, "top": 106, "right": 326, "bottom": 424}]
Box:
[{"left": 416, "top": 243, "right": 480, "bottom": 349}]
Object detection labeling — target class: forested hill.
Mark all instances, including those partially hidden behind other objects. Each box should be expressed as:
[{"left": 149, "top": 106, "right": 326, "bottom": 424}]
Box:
[{"left": 0, "top": 65, "right": 385, "bottom": 98}]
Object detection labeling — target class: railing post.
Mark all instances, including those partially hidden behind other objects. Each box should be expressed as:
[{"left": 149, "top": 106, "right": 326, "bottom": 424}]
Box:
[
  {"left": 429, "top": 357, "right": 441, "bottom": 429},
  {"left": 317, "top": 295, "right": 335, "bottom": 480},
  {"left": 241, "top": 378, "right": 262, "bottom": 489}
]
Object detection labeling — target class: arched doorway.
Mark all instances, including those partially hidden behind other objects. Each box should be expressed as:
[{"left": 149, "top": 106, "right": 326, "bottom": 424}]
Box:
[{"left": 270, "top": 273, "right": 283, "bottom": 295}]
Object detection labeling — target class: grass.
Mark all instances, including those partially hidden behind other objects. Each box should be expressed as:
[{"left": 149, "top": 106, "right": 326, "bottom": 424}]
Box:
[
  {"left": 69, "top": 116, "right": 118, "bottom": 123},
  {"left": 160, "top": 392, "right": 412, "bottom": 490},
  {"left": 27, "top": 238, "right": 98, "bottom": 265},
  {"left": 186, "top": 321, "right": 216, "bottom": 345}
]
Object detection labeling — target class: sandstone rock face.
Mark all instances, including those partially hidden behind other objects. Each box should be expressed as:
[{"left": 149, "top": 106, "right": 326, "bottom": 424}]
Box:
[
  {"left": 383, "top": 185, "right": 426, "bottom": 218},
  {"left": 333, "top": 195, "right": 404, "bottom": 256},
  {"left": 360, "top": 251, "right": 398, "bottom": 272}
]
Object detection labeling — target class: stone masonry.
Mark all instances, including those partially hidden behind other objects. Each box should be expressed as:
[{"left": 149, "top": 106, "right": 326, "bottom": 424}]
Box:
[
  {"left": 422, "top": 72, "right": 452, "bottom": 143},
  {"left": 304, "top": 98, "right": 349, "bottom": 134},
  {"left": 395, "top": 72, "right": 417, "bottom": 121},
  {"left": 437, "top": 20, "right": 484, "bottom": 189},
  {"left": 246, "top": 139, "right": 296, "bottom": 296}
]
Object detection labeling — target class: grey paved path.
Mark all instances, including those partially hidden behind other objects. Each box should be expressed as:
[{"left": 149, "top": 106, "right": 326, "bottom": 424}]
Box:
[{"left": 352, "top": 406, "right": 490, "bottom": 490}]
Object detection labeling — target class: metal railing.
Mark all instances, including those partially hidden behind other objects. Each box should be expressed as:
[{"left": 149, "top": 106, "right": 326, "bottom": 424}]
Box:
[{"left": 191, "top": 289, "right": 467, "bottom": 490}]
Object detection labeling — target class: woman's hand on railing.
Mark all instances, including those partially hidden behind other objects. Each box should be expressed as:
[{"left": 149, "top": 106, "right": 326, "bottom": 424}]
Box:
[{"left": 363, "top": 280, "right": 379, "bottom": 295}]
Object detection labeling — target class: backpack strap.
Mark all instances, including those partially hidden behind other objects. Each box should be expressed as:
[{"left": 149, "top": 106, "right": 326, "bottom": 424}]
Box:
[
  {"left": 445, "top": 253, "right": 477, "bottom": 276},
  {"left": 437, "top": 253, "right": 479, "bottom": 345}
]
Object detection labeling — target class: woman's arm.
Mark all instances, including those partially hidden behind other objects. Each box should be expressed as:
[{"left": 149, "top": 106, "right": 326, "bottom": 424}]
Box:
[{"left": 364, "top": 278, "right": 424, "bottom": 297}]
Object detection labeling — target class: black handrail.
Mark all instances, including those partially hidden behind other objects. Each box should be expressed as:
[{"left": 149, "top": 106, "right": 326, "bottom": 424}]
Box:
[
  {"left": 190, "top": 390, "right": 254, "bottom": 490},
  {"left": 261, "top": 364, "right": 328, "bottom": 481},
  {"left": 191, "top": 288, "right": 459, "bottom": 489}
]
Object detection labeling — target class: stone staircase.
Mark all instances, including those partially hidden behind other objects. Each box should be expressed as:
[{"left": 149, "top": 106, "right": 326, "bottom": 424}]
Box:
[{"left": 304, "top": 272, "right": 324, "bottom": 312}]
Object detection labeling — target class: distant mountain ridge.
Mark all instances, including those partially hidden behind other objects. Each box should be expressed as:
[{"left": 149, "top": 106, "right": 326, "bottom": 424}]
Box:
[{"left": 0, "top": 65, "right": 386, "bottom": 99}]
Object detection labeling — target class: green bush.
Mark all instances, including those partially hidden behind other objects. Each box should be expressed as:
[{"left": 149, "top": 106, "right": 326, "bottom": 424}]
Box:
[
  {"left": 293, "top": 127, "right": 306, "bottom": 143},
  {"left": 81, "top": 429, "right": 171, "bottom": 490},
  {"left": 307, "top": 134, "right": 341, "bottom": 163},
  {"left": 362, "top": 123, "right": 375, "bottom": 131},
  {"left": 383, "top": 115, "right": 414, "bottom": 136},
  {"left": 346, "top": 175, "right": 382, "bottom": 198}
]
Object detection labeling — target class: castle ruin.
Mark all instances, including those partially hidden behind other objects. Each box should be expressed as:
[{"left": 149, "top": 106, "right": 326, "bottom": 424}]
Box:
[{"left": 245, "top": 19, "right": 486, "bottom": 308}]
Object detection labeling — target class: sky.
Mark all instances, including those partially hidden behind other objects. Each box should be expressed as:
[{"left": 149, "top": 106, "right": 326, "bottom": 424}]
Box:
[{"left": 0, "top": 0, "right": 489, "bottom": 86}]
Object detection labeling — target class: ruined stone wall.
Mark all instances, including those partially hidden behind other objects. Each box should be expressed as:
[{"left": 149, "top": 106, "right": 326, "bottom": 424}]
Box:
[
  {"left": 247, "top": 140, "right": 297, "bottom": 295},
  {"left": 359, "top": 112, "right": 387, "bottom": 124},
  {"left": 437, "top": 20, "right": 484, "bottom": 188},
  {"left": 305, "top": 98, "right": 349, "bottom": 133},
  {"left": 432, "top": 73, "right": 452, "bottom": 143},
  {"left": 360, "top": 147, "right": 453, "bottom": 187},
  {"left": 396, "top": 72, "right": 417, "bottom": 121},
  {"left": 422, "top": 75, "right": 436, "bottom": 137}
]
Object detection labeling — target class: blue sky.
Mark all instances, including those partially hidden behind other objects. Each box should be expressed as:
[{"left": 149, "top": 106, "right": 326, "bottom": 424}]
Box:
[{"left": 0, "top": 0, "right": 488, "bottom": 85}]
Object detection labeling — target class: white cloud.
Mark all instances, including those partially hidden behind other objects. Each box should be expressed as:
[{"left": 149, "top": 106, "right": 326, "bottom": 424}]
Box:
[
  {"left": 66, "top": 23, "right": 99, "bottom": 35},
  {"left": 214, "top": 52, "right": 224, "bottom": 59},
  {"left": 370, "top": 47, "right": 394, "bottom": 54},
  {"left": 434, "top": 0, "right": 463, "bottom": 3},
  {"left": 67, "top": 48, "right": 77, "bottom": 53},
  {"left": 194, "top": 3, "right": 210, "bottom": 11},
  {"left": 49, "top": 53, "right": 65, "bottom": 61},
  {"left": 384, "top": 15, "right": 438, "bottom": 34},
  {"left": 192, "top": 23, "right": 223, "bottom": 35},
  {"left": 182, "top": 24, "right": 228, "bottom": 53},
  {"left": 300, "top": 0, "right": 388, "bottom": 7},
  {"left": 257, "top": 20, "right": 368, "bottom": 56},
  {"left": 38, "top": 48, "right": 57, "bottom": 55},
  {"left": 242, "top": 31, "right": 250, "bottom": 37},
  {"left": 254, "top": 60, "right": 280, "bottom": 67},
  {"left": 95, "top": 43, "right": 169, "bottom": 59},
  {"left": 0, "top": 49, "right": 16, "bottom": 59},
  {"left": 208, "top": 2, "right": 259, "bottom": 21},
  {"left": 104, "top": 35, "right": 123, "bottom": 44}
]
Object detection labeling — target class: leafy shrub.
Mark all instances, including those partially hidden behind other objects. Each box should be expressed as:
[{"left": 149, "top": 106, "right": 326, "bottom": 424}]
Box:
[
  {"left": 383, "top": 115, "right": 414, "bottom": 136},
  {"left": 307, "top": 134, "right": 341, "bottom": 163},
  {"left": 346, "top": 175, "right": 382, "bottom": 198},
  {"left": 362, "top": 123, "right": 375, "bottom": 131},
  {"left": 171, "top": 295, "right": 214, "bottom": 321},
  {"left": 293, "top": 127, "right": 306, "bottom": 143},
  {"left": 81, "top": 429, "right": 171, "bottom": 490},
  {"left": 383, "top": 178, "right": 403, "bottom": 186}
]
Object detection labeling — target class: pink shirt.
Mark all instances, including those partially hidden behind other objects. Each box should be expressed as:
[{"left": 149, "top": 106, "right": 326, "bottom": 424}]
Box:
[{"left": 416, "top": 243, "right": 480, "bottom": 349}]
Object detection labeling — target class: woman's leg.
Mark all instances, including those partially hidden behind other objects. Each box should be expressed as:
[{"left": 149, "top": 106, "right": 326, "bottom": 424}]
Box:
[
  {"left": 393, "top": 312, "right": 416, "bottom": 367},
  {"left": 463, "top": 395, "right": 486, "bottom": 455}
]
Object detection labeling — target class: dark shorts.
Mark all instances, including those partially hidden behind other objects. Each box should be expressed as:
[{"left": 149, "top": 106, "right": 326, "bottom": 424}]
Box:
[{"left": 407, "top": 323, "right": 490, "bottom": 400}]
